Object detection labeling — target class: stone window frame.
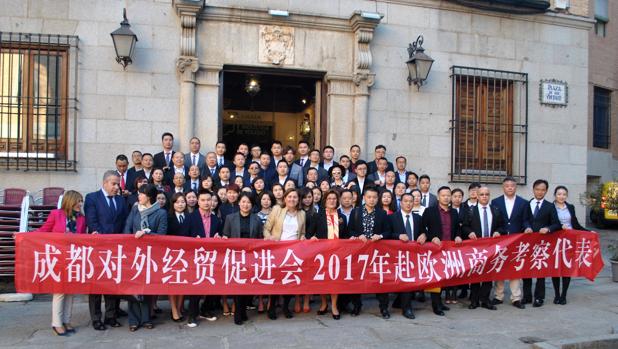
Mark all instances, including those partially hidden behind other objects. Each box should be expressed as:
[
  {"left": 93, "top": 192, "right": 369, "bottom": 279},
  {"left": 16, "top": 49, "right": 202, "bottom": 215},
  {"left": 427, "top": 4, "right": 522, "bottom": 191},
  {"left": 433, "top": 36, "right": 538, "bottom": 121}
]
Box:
[
  {"left": 0, "top": 32, "right": 78, "bottom": 171},
  {"left": 450, "top": 66, "right": 529, "bottom": 184}
]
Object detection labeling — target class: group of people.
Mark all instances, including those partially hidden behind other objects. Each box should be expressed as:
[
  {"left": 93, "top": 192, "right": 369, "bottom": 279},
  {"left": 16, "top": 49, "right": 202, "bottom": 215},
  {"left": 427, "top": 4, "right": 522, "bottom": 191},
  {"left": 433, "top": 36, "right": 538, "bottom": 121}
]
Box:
[{"left": 36, "top": 132, "right": 589, "bottom": 336}]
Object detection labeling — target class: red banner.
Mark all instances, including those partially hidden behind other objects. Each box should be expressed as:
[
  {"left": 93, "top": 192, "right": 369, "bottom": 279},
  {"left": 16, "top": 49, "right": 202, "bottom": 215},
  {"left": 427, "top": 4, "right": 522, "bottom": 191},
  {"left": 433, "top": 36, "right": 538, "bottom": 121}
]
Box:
[{"left": 15, "top": 230, "right": 603, "bottom": 295}]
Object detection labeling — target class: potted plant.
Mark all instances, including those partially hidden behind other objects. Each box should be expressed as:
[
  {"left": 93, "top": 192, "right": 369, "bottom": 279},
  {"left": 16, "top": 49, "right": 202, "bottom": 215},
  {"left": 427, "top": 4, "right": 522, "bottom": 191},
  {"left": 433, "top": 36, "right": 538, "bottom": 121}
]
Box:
[{"left": 607, "top": 243, "right": 618, "bottom": 282}]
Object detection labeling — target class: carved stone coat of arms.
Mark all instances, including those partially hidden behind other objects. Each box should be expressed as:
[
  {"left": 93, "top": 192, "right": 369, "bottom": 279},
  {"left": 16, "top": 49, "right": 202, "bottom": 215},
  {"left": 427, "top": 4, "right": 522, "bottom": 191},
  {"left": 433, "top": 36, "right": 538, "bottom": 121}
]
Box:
[{"left": 259, "top": 25, "right": 294, "bottom": 65}]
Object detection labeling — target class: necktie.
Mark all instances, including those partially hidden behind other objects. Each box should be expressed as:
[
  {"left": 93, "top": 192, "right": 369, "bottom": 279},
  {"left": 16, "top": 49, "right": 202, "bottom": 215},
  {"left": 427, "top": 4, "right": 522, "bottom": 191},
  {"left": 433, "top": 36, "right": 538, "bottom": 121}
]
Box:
[
  {"left": 179, "top": 214, "right": 184, "bottom": 224},
  {"left": 165, "top": 153, "right": 170, "bottom": 165},
  {"left": 482, "top": 206, "right": 489, "bottom": 238},
  {"left": 405, "top": 214, "right": 412, "bottom": 240},
  {"left": 422, "top": 195, "right": 427, "bottom": 207},
  {"left": 534, "top": 201, "right": 541, "bottom": 218},
  {"left": 120, "top": 174, "right": 125, "bottom": 191},
  {"left": 219, "top": 157, "right": 223, "bottom": 166},
  {"left": 211, "top": 168, "right": 215, "bottom": 176},
  {"left": 107, "top": 196, "right": 115, "bottom": 212},
  {"left": 192, "top": 154, "right": 197, "bottom": 166},
  {"left": 300, "top": 158, "right": 304, "bottom": 167},
  {"left": 192, "top": 182, "right": 197, "bottom": 191}
]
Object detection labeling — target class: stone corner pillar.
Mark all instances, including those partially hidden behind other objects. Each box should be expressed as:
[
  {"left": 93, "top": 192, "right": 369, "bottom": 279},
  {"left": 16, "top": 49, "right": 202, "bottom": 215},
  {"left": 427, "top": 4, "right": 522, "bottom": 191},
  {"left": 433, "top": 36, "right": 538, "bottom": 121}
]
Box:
[
  {"left": 173, "top": 0, "right": 204, "bottom": 152},
  {"left": 348, "top": 12, "right": 381, "bottom": 154}
]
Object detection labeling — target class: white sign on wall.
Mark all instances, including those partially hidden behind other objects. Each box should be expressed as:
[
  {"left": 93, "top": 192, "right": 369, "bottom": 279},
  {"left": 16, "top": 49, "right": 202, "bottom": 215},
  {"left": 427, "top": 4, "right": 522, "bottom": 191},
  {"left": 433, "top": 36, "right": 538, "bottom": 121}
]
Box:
[{"left": 539, "top": 79, "right": 568, "bottom": 107}]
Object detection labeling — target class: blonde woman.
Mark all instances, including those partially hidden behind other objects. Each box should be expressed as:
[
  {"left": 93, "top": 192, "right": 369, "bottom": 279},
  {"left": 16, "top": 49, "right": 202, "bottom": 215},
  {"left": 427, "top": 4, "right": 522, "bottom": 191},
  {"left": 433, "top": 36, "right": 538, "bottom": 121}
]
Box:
[
  {"left": 36, "top": 190, "right": 86, "bottom": 336},
  {"left": 263, "top": 188, "right": 306, "bottom": 320}
]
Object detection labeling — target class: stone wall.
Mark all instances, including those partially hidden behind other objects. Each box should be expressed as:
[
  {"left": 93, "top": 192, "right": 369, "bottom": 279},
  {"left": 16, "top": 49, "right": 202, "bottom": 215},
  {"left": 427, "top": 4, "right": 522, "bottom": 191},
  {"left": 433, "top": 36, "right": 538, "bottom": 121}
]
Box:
[{"left": 0, "top": 0, "right": 181, "bottom": 192}]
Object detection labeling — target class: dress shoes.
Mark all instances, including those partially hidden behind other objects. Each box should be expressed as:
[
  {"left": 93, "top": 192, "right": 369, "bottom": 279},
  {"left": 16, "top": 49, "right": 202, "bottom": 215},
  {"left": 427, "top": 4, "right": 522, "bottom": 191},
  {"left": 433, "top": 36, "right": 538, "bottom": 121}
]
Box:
[
  {"left": 332, "top": 313, "right": 341, "bottom": 320},
  {"left": 490, "top": 298, "right": 503, "bottom": 305},
  {"left": 283, "top": 308, "right": 294, "bottom": 319},
  {"left": 553, "top": 296, "right": 561, "bottom": 305},
  {"left": 350, "top": 305, "right": 361, "bottom": 317},
  {"left": 512, "top": 301, "right": 525, "bottom": 309},
  {"left": 104, "top": 319, "right": 122, "bottom": 328},
  {"left": 380, "top": 309, "right": 391, "bottom": 319},
  {"left": 403, "top": 309, "right": 415, "bottom": 319},
  {"left": 441, "top": 304, "right": 450, "bottom": 311},
  {"left": 480, "top": 302, "right": 497, "bottom": 310},
  {"left": 432, "top": 308, "right": 445, "bottom": 316},
  {"left": 559, "top": 297, "right": 567, "bottom": 305},
  {"left": 468, "top": 302, "right": 479, "bottom": 310},
  {"left": 533, "top": 299, "right": 544, "bottom": 308}
]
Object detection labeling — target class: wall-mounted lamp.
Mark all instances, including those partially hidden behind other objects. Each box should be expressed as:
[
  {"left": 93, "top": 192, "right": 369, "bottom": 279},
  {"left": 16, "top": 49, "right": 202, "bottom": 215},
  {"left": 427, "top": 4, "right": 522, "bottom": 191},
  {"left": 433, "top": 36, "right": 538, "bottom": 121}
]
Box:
[
  {"left": 110, "top": 8, "right": 138, "bottom": 70},
  {"left": 406, "top": 35, "right": 434, "bottom": 90}
]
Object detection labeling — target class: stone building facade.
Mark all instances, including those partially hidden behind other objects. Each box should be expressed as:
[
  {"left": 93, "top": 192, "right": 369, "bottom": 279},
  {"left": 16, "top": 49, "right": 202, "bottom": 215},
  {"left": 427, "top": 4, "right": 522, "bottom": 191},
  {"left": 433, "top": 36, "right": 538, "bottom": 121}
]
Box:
[
  {"left": 587, "top": 0, "right": 618, "bottom": 189},
  {"left": 0, "top": 0, "right": 594, "bottom": 220}
]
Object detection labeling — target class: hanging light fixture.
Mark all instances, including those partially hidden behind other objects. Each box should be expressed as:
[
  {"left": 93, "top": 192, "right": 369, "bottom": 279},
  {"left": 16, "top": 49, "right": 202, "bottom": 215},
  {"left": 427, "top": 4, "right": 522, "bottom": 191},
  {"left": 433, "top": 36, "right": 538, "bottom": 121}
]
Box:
[
  {"left": 110, "top": 8, "right": 138, "bottom": 69},
  {"left": 245, "top": 75, "right": 261, "bottom": 97}
]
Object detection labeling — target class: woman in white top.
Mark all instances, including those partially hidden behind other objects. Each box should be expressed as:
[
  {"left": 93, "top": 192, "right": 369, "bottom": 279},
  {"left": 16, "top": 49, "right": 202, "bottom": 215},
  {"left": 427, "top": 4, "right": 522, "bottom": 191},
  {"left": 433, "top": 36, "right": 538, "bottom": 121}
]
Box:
[
  {"left": 552, "top": 185, "right": 588, "bottom": 305},
  {"left": 263, "top": 188, "right": 306, "bottom": 320}
]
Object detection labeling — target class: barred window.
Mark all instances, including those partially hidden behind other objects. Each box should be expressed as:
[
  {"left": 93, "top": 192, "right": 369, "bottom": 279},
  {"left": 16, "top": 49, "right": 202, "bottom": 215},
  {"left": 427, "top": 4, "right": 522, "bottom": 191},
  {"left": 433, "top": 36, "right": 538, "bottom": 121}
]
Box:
[
  {"left": 0, "top": 32, "right": 78, "bottom": 171},
  {"left": 593, "top": 86, "right": 611, "bottom": 149},
  {"left": 450, "top": 66, "right": 528, "bottom": 184}
]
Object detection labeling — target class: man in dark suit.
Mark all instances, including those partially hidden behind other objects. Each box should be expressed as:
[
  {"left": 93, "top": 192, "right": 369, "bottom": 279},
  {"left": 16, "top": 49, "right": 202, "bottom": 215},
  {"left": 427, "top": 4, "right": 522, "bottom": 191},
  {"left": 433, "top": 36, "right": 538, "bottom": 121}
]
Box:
[
  {"left": 391, "top": 193, "right": 425, "bottom": 319},
  {"left": 319, "top": 145, "right": 339, "bottom": 172},
  {"left": 84, "top": 170, "right": 128, "bottom": 331},
  {"left": 215, "top": 141, "right": 233, "bottom": 171},
  {"left": 367, "top": 157, "right": 389, "bottom": 186},
  {"left": 153, "top": 132, "right": 175, "bottom": 170},
  {"left": 268, "top": 140, "right": 285, "bottom": 171},
  {"left": 421, "top": 186, "right": 460, "bottom": 316},
  {"left": 187, "top": 190, "right": 222, "bottom": 327},
  {"left": 304, "top": 149, "right": 328, "bottom": 183},
  {"left": 418, "top": 174, "right": 438, "bottom": 208},
  {"left": 126, "top": 150, "right": 143, "bottom": 191},
  {"left": 231, "top": 152, "right": 250, "bottom": 184},
  {"left": 394, "top": 156, "right": 410, "bottom": 184},
  {"left": 347, "top": 160, "right": 370, "bottom": 205},
  {"left": 367, "top": 144, "right": 394, "bottom": 174},
  {"left": 284, "top": 146, "right": 304, "bottom": 187},
  {"left": 185, "top": 165, "right": 202, "bottom": 193},
  {"left": 348, "top": 186, "right": 392, "bottom": 318},
  {"left": 165, "top": 151, "right": 190, "bottom": 186},
  {"left": 462, "top": 186, "right": 507, "bottom": 310},
  {"left": 184, "top": 137, "right": 206, "bottom": 174},
  {"left": 523, "top": 179, "right": 561, "bottom": 308},
  {"left": 136, "top": 153, "right": 154, "bottom": 181},
  {"left": 115, "top": 154, "right": 133, "bottom": 197},
  {"left": 294, "top": 140, "right": 310, "bottom": 169},
  {"left": 258, "top": 152, "right": 275, "bottom": 184},
  {"left": 491, "top": 176, "right": 530, "bottom": 309},
  {"left": 204, "top": 152, "right": 220, "bottom": 181}
]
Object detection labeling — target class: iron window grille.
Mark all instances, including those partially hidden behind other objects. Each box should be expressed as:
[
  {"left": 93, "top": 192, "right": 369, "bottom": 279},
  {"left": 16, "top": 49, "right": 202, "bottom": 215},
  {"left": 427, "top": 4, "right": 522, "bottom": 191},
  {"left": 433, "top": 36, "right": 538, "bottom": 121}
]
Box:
[
  {"left": 0, "top": 32, "right": 78, "bottom": 171},
  {"left": 450, "top": 66, "right": 528, "bottom": 184}
]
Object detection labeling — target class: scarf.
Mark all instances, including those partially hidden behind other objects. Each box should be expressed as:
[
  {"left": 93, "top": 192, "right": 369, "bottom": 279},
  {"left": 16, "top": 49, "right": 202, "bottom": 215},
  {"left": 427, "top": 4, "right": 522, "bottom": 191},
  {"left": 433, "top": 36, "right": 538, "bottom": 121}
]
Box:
[{"left": 137, "top": 204, "right": 160, "bottom": 231}]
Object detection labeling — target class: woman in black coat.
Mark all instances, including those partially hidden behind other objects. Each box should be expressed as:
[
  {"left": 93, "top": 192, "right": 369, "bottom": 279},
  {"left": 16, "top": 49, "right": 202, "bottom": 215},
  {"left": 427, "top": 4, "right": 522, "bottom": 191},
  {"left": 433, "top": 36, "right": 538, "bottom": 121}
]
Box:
[
  {"left": 307, "top": 189, "right": 348, "bottom": 320},
  {"left": 552, "top": 186, "right": 588, "bottom": 305}
]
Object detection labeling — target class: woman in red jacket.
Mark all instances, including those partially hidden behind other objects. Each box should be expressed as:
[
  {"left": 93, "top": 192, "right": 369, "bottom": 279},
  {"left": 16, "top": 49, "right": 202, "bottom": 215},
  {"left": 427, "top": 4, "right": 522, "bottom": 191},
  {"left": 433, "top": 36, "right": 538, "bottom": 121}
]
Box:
[{"left": 36, "top": 190, "right": 86, "bottom": 336}]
